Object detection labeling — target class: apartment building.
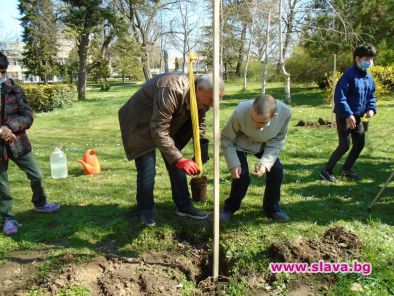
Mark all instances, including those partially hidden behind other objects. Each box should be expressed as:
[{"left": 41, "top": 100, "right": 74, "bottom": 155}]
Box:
[{"left": 2, "top": 39, "right": 74, "bottom": 82}]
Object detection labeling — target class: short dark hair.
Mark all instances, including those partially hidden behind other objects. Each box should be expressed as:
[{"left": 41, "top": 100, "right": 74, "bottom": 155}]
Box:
[
  {"left": 353, "top": 44, "right": 376, "bottom": 60},
  {"left": 0, "top": 51, "right": 9, "bottom": 72},
  {"left": 253, "top": 94, "right": 276, "bottom": 116}
]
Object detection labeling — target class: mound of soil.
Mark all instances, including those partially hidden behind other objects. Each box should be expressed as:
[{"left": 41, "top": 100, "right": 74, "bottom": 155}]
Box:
[
  {"left": 296, "top": 118, "right": 336, "bottom": 128},
  {"left": 268, "top": 227, "right": 362, "bottom": 263}
]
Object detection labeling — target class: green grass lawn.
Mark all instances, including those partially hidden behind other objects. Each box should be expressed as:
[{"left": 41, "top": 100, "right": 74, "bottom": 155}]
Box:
[{"left": 1, "top": 80, "right": 393, "bottom": 295}]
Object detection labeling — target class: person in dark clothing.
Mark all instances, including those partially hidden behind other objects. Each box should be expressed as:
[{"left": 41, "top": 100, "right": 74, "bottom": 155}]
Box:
[
  {"left": 320, "top": 44, "right": 377, "bottom": 182},
  {"left": 0, "top": 51, "right": 60, "bottom": 236}
]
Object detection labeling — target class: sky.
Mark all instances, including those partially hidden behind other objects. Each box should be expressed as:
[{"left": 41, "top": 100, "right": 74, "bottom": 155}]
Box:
[
  {"left": 0, "top": 0, "right": 211, "bottom": 56},
  {"left": 0, "top": 0, "right": 22, "bottom": 42}
]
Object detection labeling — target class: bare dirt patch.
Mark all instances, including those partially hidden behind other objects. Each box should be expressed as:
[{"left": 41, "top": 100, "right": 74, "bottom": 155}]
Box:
[
  {"left": 42, "top": 255, "right": 182, "bottom": 295},
  {"left": 243, "top": 272, "right": 334, "bottom": 296},
  {"left": 0, "top": 227, "right": 362, "bottom": 295},
  {"left": 296, "top": 118, "right": 336, "bottom": 128},
  {"left": 267, "top": 226, "right": 362, "bottom": 263},
  {"left": 0, "top": 244, "right": 219, "bottom": 296},
  {"left": 0, "top": 247, "right": 57, "bottom": 296}
]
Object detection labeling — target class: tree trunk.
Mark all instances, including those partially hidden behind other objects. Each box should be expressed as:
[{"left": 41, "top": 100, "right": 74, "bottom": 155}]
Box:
[
  {"left": 278, "top": 0, "right": 291, "bottom": 102},
  {"left": 243, "top": 19, "right": 254, "bottom": 91},
  {"left": 236, "top": 24, "right": 247, "bottom": 77},
  {"left": 282, "top": 0, "right": 297, "bottom": 59},
  {"left": 224, "top": 63, "right": 228, "bottom": 80},
  {"left": 141, "top": 50, "right": 151, "bottom": 81},
  {"left": 262, "top": 10, "right": 271, "bottom": 94},
  {"left": 77, "top": 33, "right": 90, "bottom": 100},
  {"left": 182, "top": 51, "right": 186, "bottom": 74},
  {"left": 164, "top": 50, "right": 169, "bottom": 72}
]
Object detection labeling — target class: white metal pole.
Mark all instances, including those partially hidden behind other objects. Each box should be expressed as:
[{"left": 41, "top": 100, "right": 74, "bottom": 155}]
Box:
[{"left": 213, "top": 0, "right": 220, "bottom": 283}]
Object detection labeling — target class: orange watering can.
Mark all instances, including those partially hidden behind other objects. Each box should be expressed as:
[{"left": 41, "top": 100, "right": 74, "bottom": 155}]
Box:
[{"left": 77, "top": 149, "right": 101, "bottom": 175}]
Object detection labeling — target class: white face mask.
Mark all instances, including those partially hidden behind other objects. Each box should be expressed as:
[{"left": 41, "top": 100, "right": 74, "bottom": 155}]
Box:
[{"left": 259, "top": 121, "right": 271, "bottom": 131}]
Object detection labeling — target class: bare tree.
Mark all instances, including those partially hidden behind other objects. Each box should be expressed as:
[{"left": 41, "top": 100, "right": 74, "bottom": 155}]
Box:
[
  {"left": 242, "top": 0, "right": 278, "bottom": 93},
  {"left": 285, "top": 1, "right": 360, "bottom": 53},
  {"left": 281, "top": 0, "right": 304, "bottom": 58},
  {"left": 169, "top": 0, "right": 199, "bottom": 73},
  {"left": 113, "top": 0, "right": 177, "bottom": 81}
]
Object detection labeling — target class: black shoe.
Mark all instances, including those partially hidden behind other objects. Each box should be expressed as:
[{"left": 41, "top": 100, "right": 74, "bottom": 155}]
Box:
[
  {"left": 176, "top": 206, "right": 208, "bottom": 220},
  {"left": 263, "top": 209, "right": 289, "bottom": 222},
  {"left": 219, "top": 210, "right": 233, "bottom": 222},
  {"left": 342, "top": 170, "right": 360, "bottom": 181},
  {"left": 140, "top": 212, "right": 156, "bottom": 227},
  {"left": 319, "top": 169, "right": 337, "bottom": 183}
]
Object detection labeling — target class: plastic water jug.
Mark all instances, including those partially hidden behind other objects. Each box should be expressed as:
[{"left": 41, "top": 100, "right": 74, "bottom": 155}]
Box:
[{"left": 50, "top": 146, "right": 68, "bottom": 179}]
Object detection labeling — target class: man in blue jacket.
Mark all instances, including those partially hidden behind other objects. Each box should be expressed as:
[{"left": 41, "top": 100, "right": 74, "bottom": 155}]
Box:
[{"left": 320, "top": 44, "right": 377, "bottom": 182}]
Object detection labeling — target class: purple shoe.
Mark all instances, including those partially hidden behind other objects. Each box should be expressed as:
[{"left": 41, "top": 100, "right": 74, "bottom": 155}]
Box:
[
  {"left": 34, "top": 202, "right": 61, "bottom": 213},
  {"left": 3, "top": 219, "right": 22, "bottom": 236}
]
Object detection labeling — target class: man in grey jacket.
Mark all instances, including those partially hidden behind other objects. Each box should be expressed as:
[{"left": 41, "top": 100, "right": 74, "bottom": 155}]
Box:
[
  {"left": 119, "top": 73, "right": 224, "bottom": 227},
  {"left": 220, "top": 94, "right": 291, "bottom": 222}
]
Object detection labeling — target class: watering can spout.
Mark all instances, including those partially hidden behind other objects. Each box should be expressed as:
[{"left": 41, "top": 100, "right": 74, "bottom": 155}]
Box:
[{"left": 77, "top": 149, "right": 101, "bottom": 175}]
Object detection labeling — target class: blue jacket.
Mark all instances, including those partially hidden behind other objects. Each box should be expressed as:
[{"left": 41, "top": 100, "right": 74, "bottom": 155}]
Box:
[{"left": 333, "top": 65, "right": 377, "bottom": 119}]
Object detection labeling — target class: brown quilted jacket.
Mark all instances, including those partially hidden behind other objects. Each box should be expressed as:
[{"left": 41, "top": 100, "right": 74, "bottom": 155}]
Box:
[{"left": 118, "top": 73, "right": 208, "bottom": 164}]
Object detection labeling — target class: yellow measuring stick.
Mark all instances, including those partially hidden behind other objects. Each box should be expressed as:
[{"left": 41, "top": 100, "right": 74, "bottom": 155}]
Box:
[{"left": 188, "top": 52, "right": 202, "bottom": 176}]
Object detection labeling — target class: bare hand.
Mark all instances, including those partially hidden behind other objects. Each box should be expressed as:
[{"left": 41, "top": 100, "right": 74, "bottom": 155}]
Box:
[
  {"left": 365, "top": 110, "right": 374, "bottom": 118},
  {"left": 346, "top": 115, "right": 356, "bottom": 129},
  {"left": 252, "top": 163, "right": 266, "bottom": 177},
  {"left": 0, "top": 126, "right": 17, "bottom": 142},
  {"left": 230, "top": 166, "right": 242, "bottom": 179}
]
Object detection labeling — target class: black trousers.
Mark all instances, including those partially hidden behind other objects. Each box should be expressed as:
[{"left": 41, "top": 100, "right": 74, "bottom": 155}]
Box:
[
  {"left": 325, "top": 115, "right": 365, "bottom": 173},
  {"left": 223, "top": 150, "right": 283, "bottom": 213}
]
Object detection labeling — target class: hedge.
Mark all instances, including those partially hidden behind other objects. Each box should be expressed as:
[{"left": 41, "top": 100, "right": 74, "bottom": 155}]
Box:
[
  {"left": 325, "top": 66, "right": 394, "bottom": 104},
  {"left": 370, "top": 66, "right": 394, "bottom": 94},
  {"left": 22, "top": 83, "right": 77, "bottom": 113}
]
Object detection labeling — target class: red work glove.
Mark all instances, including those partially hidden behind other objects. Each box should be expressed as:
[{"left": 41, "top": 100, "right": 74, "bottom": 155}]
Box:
[{"left": 176, "top": 158, "right": 200, "bottom": 176}]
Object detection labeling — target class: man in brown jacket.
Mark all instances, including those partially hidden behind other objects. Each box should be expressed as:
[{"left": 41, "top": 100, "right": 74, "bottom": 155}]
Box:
[{"left": 119, "top": 73, "right": 224, "bottom": 226}]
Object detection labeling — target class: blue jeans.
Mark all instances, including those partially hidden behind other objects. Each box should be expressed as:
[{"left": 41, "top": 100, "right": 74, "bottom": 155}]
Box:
[
  {"left": 224, "top": 150, "right": 283, "bottom": 213},
  {"left": 135, "top": 150, "right": 192, "bottom": 213}
]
